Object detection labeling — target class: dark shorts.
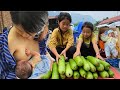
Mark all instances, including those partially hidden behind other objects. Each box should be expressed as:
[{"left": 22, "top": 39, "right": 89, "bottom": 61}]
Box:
[
  {"left": 80, "top": 42, "right": 96, "bottom": 57},
  {"left": 49, "top": 46, "right": 76, "bottom": 60}
]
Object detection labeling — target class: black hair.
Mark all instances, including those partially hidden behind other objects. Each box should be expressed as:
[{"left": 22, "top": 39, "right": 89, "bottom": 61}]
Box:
[
  {"left": 15, "top": 60, "right": 33, "bottom": 79},
  {"left": 57, "top": 12, "right": 72, "bottom": 23},
  {"left": 98, "top": 27, "right": 109, "bottom": 41},
  {"left": 81, "top": 22, "right": 94, "bottom": 31},
  {"left": 10, "top": 11, "right": 48, "bottom": 34}
]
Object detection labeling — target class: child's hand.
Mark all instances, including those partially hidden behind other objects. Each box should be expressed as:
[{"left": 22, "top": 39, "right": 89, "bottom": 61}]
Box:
[
  {"left": 60, "top": 50, "right": 67, "bottom": 60},
  {"left": 30, "top": 57, "right": 41, "bottom": 68},
  {"left": 56, "top": 54, "right": 61, "bottom": 64},
  {"left": 73, "top": 51, "right": 80, "bottom": 59},
  {"left": 96, "top": 53, "right": 105, "bottom": 61}
]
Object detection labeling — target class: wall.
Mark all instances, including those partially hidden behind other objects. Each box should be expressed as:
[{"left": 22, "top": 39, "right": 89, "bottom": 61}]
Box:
[{"left": 0, "top": 11, "right": 12, "bottom": 33}]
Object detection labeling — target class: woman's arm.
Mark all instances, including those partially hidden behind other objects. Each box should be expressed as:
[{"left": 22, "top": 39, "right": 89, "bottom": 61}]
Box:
[
  {"left": 73, "top": 39, "right": 83, "bottom": 58},
  {"left": 92, "top": 39, "right": 104, "bottom": 60},
  {"left": 61, "top": 31, "right": 74, "bottom": 58},
  {"left": 65, "top": 30, "right": 74, "bottom": 52},
  {"left": 48, "top": 29, "right": 58, "bottom": 56},
  {"left": 48, "top": 29, "right": 61, "bottom": 62},
  {"left": 92, "top": 39, "right": 100, "bottom": 55},
  {"left": 76, "top": 39, "right": 83, "bottom": 53},
  {"left": 50, "top": 48, "right": 60, "bottom": 63}
]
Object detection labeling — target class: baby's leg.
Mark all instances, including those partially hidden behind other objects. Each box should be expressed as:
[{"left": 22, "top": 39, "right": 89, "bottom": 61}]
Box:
[
  {"left": 105, "top": 45, "right": 111, "bottom": 59},
  {"left": 112, "top": 48, "right": 118, "bottom": 58}
]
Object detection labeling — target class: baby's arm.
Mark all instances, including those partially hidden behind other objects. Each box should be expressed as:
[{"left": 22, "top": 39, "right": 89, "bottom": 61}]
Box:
[{"left": 26, "top": 49, "right": 41, "bottom": 68}]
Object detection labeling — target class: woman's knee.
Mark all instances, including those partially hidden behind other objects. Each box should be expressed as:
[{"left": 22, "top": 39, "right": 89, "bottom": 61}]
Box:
[{"left": 69, "top": 46, "right": 76, "bottom": 53}]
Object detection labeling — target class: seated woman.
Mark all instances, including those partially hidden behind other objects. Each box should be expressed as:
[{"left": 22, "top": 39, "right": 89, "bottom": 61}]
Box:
[
  {"left": 0, "top": 11, "right": 51, "bottom": 79},
  {"left": 73, "top": 22, "right": 104, "bottom": 60}
]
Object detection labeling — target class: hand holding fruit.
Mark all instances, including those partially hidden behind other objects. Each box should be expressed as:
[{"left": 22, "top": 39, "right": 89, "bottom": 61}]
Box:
[
  {"left": 96, "top": 53, "right": 105, "bottom": 61},
  {"left": 56, "top": 54, "right": 61, "bottom": 64},
  {"left": 60, "top": 50, "right": 67, "bottom": 60},
  {"left": 73, "top": 51, "right": 80, "bottom": 59}
]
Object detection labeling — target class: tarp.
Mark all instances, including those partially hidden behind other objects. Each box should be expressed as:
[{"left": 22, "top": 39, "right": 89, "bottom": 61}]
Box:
[
  {"left": 73, "top": 22, "right": 83, "bottom": 43},
  {"left": 73, "top": 22, "right": 83, "bottom": 34}
]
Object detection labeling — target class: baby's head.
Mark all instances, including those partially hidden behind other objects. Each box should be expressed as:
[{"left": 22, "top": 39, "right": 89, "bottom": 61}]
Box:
[
  {"left": 107, "top": 30, "right": 115, "bottom": 37},
  {"left": 98, "top": 26, "right": 109, "bottom": 40},
  {"left": 15, "top": 60, "right": 33, "bottom": 79}
]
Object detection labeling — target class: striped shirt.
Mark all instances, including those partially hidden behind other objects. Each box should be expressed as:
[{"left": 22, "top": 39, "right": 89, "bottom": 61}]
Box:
[{"left": 0, "top": 29, "right": 16, "bottom": 79}]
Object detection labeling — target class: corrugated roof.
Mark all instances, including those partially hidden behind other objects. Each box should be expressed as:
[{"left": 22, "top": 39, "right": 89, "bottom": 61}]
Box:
[{"left": 99, "top": 15, "right": 120, "bottom": 25}]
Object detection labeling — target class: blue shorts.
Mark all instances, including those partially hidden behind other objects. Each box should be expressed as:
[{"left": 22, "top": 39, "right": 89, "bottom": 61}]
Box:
[{"left": 29, "top": 55, "right": 51, "bottom": 79}]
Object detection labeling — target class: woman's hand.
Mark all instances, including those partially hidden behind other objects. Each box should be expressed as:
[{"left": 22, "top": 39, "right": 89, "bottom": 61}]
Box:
[
  {"left": 60, "top": 50, "right": 67, "bottom": 59},
  {"left": 56, "top": 54, "right": 61, "bottom": 64},
  {"left": 73, "top": 51, "right": 80, "bottom": 59}
]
